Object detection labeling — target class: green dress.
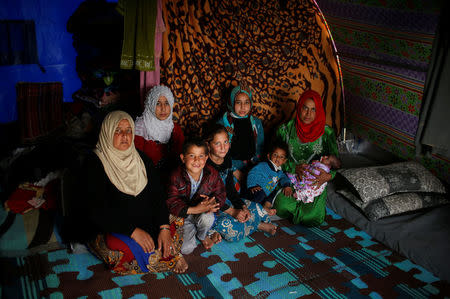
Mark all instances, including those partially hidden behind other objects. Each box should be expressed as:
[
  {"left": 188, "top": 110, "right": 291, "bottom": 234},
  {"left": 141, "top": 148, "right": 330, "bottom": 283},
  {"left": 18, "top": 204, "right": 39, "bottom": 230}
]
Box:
[{"left": 273, "top": 119, "right": 339, "bottom": 226}]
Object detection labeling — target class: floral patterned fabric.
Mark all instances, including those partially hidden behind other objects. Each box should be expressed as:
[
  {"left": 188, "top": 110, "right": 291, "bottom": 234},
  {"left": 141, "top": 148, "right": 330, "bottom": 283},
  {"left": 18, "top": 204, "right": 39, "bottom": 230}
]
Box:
[
  {"left": 337, "top": 189, "right": 449, "bottom": 221},
  {"left": 338, "top": 161, "right": 446, "bottom": 203},
  {"left": 87, "top": 216, "right": 184, "bottom": 275},
  {"left": 213, "top": 200, "right": 271, "bottom": 242}
]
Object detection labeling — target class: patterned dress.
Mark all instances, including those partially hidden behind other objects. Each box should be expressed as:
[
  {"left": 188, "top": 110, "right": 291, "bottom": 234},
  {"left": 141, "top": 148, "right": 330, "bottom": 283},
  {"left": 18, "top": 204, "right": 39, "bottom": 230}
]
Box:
[
  {"left": 274, "top": 119, "right": 339, "bottom": 226},
  {"left": 207, "top": 156, "right": 271, "bottom": 242}
]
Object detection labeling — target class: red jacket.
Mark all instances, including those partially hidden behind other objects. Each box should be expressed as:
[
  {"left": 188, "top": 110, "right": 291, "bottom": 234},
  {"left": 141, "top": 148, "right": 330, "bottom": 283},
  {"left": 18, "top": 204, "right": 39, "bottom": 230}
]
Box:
[
  {"left": 134, "top": 123, "right": 184, "bottom": 168},
  {"left": 166, "top": 164, "right": 228, "bottom": 218}
]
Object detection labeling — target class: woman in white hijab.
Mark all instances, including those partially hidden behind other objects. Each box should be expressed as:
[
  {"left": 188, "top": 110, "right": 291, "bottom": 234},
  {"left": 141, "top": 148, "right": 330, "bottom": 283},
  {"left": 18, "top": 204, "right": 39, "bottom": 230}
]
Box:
[
  {"left": 134, "top": 85, "right": 185, "bottom": 170},
  {"left": 82, "top": 110, "right": 188, "bottom": 274}
]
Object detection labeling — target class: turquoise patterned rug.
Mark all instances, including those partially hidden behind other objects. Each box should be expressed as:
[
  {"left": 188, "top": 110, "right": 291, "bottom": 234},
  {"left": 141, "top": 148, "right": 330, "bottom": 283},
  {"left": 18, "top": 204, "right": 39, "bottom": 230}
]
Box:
[{"left": 1, "top": 208, "right": 449, "bottom": 298}]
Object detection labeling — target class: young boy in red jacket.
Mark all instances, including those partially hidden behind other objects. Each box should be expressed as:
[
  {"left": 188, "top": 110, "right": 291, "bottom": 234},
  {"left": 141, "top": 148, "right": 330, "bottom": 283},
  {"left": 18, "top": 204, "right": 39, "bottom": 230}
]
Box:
[{"left": 167, "top": 139, "right": 226, "bottom": 254}]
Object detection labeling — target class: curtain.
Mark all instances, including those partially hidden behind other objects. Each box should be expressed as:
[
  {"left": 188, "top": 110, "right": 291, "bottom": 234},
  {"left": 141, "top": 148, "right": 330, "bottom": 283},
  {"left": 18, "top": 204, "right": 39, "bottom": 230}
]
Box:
[
  {"left": 415, "top": 3, "right": 450, "bottom": 159},
  {"left": 161, "top": 0, "right": 343, "bottom": 137},
  {"left": 16, "top": 82, "right": 63, "bottom": 143}
]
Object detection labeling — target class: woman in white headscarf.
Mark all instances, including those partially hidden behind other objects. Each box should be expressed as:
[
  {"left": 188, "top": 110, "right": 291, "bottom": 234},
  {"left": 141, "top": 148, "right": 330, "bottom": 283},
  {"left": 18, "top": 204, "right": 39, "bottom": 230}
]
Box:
[
  {"left": 81, "top": 110, "right": 188, "bottom": 274},
  {"left": 134, "top": 85, "right": 184, "bottom": 170}
]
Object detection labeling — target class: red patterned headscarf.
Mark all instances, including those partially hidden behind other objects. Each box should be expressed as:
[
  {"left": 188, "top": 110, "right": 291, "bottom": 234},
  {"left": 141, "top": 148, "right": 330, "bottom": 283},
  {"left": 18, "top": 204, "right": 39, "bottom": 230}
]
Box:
[{"left": 295, "top": 90, "right": 326, "bottom": 143}]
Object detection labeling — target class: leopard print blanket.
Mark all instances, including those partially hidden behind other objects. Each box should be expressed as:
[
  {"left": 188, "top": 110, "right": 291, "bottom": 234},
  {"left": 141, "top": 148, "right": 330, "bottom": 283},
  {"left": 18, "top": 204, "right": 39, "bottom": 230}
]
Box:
[{"left": 161, "top": 0, "right": 343, "bottom": 138}]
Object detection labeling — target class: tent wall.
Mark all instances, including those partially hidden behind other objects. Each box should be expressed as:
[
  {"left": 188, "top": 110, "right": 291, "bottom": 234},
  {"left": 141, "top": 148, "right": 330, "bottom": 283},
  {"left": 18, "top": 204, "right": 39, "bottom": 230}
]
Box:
[
  {"left": 160, "top": 0, "right": 343, "bottom": 138},
  {"left": 0, "top": 0, "right": 83, "bottom": 124},
  {"left": 319, "top": 0, "right": 449, "bottom": 183}
]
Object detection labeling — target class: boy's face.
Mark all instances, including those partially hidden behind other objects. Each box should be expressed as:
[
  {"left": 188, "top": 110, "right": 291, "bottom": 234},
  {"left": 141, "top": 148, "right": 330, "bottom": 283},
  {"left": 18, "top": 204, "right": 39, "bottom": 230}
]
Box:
[
  {"left": 268, "top": 148, "right": 287, "bottom": 168},
  {"left": 180, "top": 145, "right": 208, "bottom": 177},
  {"left": 234, "top": 93, "right": 251, "bottom": 117}
]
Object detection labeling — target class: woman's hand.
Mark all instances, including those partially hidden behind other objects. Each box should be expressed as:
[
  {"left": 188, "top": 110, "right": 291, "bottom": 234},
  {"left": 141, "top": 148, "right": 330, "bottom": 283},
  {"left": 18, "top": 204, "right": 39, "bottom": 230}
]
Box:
[
  {"left": 310, "top": 167, "right": 332, "bottom": 190},
  {"left": 283, "top": 186, "right": 293, "bottom": 197},
  {"left": 158, "top": 227, "right": 174, "bottom": 258},
  {"left": 131, "top": 227, "right": 155, "bottom": 253},
  {"left": 295, "top": 163, "right": 308, "bottom": 178}
]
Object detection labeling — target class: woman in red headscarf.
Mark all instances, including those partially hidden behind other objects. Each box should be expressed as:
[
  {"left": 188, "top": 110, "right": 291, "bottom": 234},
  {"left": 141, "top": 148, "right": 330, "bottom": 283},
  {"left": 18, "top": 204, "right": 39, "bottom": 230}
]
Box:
[{"left": 273, "top": 90, "right": 340, "bottom": 226}]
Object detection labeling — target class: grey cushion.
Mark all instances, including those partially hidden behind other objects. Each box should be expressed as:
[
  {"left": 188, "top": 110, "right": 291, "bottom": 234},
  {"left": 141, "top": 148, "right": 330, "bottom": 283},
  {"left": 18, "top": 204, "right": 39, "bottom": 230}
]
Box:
[
  {"left": 338, "top": 161, "right": 446, "bottom": 203},
  {"left": 337, "top": 189, "right": 449, "bottom": 221}
]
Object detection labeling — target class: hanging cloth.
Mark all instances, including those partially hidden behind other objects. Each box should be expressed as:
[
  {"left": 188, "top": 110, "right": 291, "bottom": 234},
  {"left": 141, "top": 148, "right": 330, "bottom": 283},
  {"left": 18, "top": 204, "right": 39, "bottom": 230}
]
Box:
[
  {"left": 139, "top": 0, "right": 166, "bottom": 105},
  {"left": 117, "top": 0, "right": 157, "bottom": 71}
]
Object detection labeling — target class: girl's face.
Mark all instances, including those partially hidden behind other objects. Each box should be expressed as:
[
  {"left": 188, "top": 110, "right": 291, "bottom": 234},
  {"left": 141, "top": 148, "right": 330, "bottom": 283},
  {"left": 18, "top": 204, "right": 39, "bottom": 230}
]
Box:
[
  {"left": 299, "top": 98, "right": 316, "bottom": 125},
  {"left": 234, "top": 93, "right": 251, "bottom": 117},
  {"left": 208, "top": 131, "right": 230, "bottom": 159},
  {"left": 113, "top": 119, "right": 133, "bottom": 151},
  {"left": 155, "top": 96, "right": 171, "bottom": 120}
]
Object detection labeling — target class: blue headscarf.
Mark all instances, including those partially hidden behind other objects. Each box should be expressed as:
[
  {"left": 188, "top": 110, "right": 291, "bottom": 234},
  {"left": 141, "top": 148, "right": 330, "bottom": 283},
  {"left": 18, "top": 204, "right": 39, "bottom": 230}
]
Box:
[{"left": 228, "top": 85, "right": 253, "bottom": 118}]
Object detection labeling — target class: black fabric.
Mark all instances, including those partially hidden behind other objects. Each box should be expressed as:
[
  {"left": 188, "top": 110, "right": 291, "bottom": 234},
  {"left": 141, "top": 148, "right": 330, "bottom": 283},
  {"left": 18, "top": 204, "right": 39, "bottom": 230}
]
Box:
[
  {"left": 0, "top": 20, "right": 39, "bottom": 66},
  {"left": 0, "top": 137, "right": 92, "bottom": 201},
  {"left": 206, "top": 154, "right": 245, "bottom": 210},
  {"left": 415, "top": 2, "right": 450, "bottom": 159},
  {"left": 63, "top": 150, "right": 169, "bottom": 243},
  {"left": 229, "top": 118, "right": 255, "bottom": 161},
  {"left": 28, "top": 210, "right": 55, "bottom": 249}
]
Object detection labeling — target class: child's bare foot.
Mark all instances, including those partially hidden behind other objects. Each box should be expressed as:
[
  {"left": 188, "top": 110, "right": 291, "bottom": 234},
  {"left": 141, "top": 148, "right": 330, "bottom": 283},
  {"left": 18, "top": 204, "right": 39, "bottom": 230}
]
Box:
[
  {"left": 210, "top": 231, "right": 222, "bottom": 244},
  {"left": 258, "top": 222, "right": 278, "bottom": 236},
  {"left": 201, "top": 232, "right": 222, "bottom": 250},
  {"left": 263, "top": 202, "right": 277, "bottom": 216},
  {"left": 172, "top": 256, "right": 188, "bottom": 273},
  {"left": 266, "top": 208, "right": 277, "bottom": 216}
]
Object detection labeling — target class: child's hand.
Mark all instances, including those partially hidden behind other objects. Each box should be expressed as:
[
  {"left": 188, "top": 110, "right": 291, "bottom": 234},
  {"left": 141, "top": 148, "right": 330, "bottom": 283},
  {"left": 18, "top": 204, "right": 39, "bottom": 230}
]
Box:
[
  {"left": 195, "top": 200, "right": 219, "bottom": 213},
  {"left": 283, "top": 186, "right": 293, "bottom": 197},
  {"left": 233, "top": 169, "right": 243, "bottom": 182},
  {"left": 200, "top": 195, "right": 220, "bottom": 213},
  {"left": 236, "top": 207, "right": 250, "bottom": 223},
  {"left": 249, "top": 186, "right": 262, "bottom": 193}
]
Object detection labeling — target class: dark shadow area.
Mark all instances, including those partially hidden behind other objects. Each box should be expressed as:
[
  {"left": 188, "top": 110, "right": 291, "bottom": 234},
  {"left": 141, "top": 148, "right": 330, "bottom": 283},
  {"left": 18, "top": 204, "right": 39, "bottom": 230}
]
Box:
[{"left": 0, "top": 0, "right": 140, "bottom": 220}]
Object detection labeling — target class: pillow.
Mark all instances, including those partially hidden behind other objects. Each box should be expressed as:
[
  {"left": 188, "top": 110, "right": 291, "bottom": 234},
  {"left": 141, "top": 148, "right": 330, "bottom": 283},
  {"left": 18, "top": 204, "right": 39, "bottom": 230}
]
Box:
[
  {"left": 336, "top": 189, "right": 449, "bottom": 221},
  {"left": 338, "top": 161, "right": 446, "bottom": 203}
]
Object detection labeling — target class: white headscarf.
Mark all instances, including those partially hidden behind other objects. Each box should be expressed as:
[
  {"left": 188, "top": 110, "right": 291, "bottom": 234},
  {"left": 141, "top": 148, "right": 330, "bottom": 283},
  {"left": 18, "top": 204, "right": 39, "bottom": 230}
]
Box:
[
  {"left": 94, "top": 111, "right": 147, "bottom": 197},
  {"left": 135, "top": 85, "right": 175, "bottom": 143}
]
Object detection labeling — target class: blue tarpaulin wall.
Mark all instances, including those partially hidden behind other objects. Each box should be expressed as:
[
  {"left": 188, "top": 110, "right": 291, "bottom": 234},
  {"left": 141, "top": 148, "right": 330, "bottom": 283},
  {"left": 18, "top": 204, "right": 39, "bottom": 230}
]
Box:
[{"left": 0, "top": 0, "right": 86, "bottom": 123}]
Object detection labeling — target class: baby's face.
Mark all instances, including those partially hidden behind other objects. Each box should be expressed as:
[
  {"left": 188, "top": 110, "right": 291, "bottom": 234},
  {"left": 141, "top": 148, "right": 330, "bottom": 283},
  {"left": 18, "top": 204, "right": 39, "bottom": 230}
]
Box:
[
  {"left": 321, "top": 156, "right": 331, "bottom": 166},
  {"left": 268, "top": 148, "right": 287, "bottom": 168}
]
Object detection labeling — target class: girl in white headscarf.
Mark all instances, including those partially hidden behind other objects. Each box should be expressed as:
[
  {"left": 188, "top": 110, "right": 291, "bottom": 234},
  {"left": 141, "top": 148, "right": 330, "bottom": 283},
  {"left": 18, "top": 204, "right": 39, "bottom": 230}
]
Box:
[{"left": 134, "top": 85, "right": 184, "bottom": 169}]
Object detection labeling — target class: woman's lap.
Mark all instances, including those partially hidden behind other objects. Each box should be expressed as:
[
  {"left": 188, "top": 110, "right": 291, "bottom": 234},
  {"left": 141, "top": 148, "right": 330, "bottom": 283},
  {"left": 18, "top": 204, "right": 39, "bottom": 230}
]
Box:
[
  {"left": 273, "top": 187, "right": 327, "bottom": 226},
  {"left": 88, "top": 216, "right": 184, "bottom": 275}
]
